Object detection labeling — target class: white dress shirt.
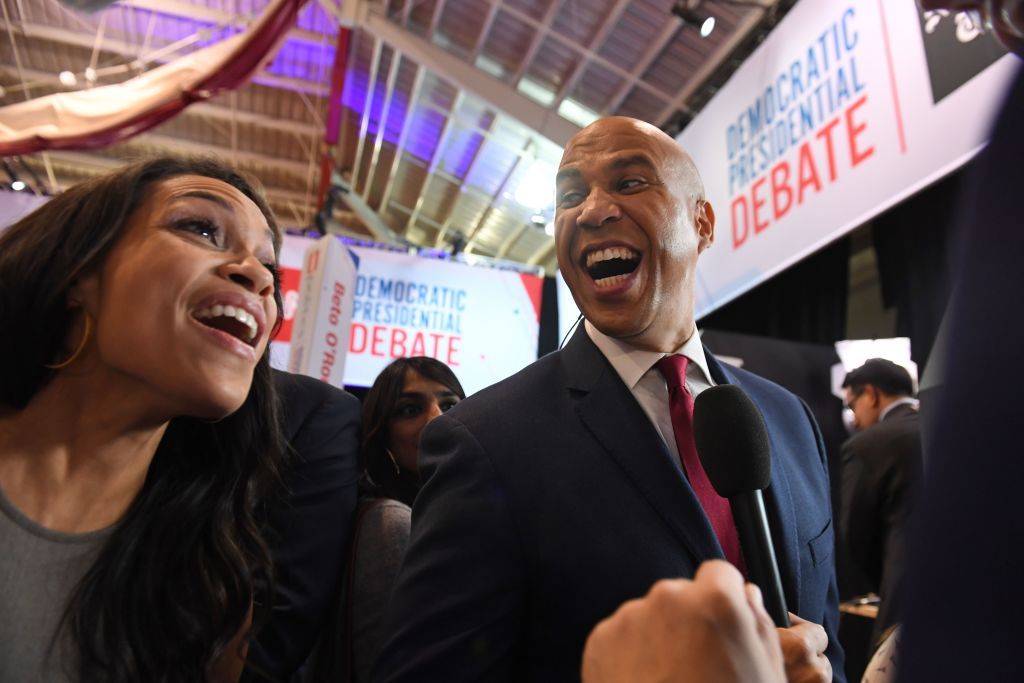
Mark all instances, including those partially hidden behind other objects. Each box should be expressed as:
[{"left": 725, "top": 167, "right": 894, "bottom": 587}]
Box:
[
  {"left": 880, "top": 396, "right": 919, "bottom": 421},
  {"left": 585, "top": 320, "right": 715, "bottom": 464}
]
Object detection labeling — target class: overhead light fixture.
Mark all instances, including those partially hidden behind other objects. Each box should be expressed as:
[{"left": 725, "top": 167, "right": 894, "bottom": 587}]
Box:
[
  {"left": 58, "top": 70, "right": 77, "bottom": 87},
  {"left": 531, "top": 213, "right": 546, "bottom": 225},
  {"left": 84, "top": 67, "right": 97, "bottom": 84},
  {"left": 699, "top": 15, "right": 716, "bottom": 37},
  {"left": 545, "top": 222, "right": 555, "bottom": 237},
  {"left": 672, "top": 1, "right": 716, "bottom": 38},
  {"left": 11, "top": 180, "right": 26, "bottom": 191}
]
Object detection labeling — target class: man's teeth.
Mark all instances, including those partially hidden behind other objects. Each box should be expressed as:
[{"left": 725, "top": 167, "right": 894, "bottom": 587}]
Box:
[
  {"left": 194, "top": 304, "right": 259, "bottom": 342},
  {"left": 594, "top": 273, "right": 629, "bottom": 288},
  {"left": 586, "top": 246, "right": 639, "bottom": 268}
]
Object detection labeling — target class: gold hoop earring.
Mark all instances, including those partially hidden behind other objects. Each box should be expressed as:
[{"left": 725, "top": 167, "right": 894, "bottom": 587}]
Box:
[
  {"left": 385, "top": 448, "right": 401, "bottom": 475},
  {"left": 45, "top": 311, "right": 93, "bottom": 370}
]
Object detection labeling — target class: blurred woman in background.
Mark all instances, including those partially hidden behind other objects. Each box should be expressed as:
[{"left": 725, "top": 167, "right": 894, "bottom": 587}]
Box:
[
  {"left": 342, "top": 356, "right": 464, "bottom": 682},
  {"left": 0, "top": 157, "right": 285, "bottom": 683},
  {"left": 360, "top": 356, "right": 465, "bottom": 506}
]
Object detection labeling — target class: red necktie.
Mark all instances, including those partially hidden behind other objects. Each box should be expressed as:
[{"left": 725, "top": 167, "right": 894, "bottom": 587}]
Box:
[{"left": 656, "top": 355, "right": 745, "bottom": 572}]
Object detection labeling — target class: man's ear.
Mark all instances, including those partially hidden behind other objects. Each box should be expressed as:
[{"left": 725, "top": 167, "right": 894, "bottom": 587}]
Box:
[
  {"left": 865, "top": 384, "right": 880, "bottom": 407},
  {"left": 695, "top": 200, "right": 715, "bottom": 252}
]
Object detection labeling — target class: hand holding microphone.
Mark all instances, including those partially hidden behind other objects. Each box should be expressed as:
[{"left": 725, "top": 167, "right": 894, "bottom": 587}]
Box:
[
  {"left": 692, "top": 384, "right": 789, "bottom": 627},
  {"left": 694, "top": 385, "right": 831, "bottom": 683}
]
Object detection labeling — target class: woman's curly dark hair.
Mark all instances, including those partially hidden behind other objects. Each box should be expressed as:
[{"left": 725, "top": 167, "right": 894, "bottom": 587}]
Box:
[{"left": 0, "top": 157, "right": 286, "bottom": 682}]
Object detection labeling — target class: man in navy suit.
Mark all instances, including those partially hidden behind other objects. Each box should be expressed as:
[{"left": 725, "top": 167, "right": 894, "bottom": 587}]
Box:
[{"left": 372, "top": 116, "right": 843, "bottom": 683}]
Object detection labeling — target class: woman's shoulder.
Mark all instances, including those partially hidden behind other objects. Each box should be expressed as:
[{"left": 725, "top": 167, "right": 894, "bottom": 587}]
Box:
[{"left": 355, "top": 497, "right": 411, "bottom": 547}]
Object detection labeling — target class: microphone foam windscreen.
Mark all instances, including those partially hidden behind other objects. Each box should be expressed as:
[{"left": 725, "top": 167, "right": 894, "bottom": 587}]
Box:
[{"left": 692, "top": 385, "right": 772, "bottom": 496}]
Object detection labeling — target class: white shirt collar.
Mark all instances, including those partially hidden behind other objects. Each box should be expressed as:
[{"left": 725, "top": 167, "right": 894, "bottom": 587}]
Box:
[
  {"left": 584, "top": 319, "right": 714, "bottom": 390},
  {"left": 880, "top": 396, "right": 919, "bottom": 421}
]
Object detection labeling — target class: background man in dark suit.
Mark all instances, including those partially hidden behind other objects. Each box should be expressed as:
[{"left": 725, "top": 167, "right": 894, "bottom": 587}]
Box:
[
  {"left": 373, "top": 116, "right": 843, "bottom": 683},
  {"left": 839, "top": 358, "right": 922, "bottom": 645},
  {"left": 243, "top": 370, "right": 361, "bottom": 682}
]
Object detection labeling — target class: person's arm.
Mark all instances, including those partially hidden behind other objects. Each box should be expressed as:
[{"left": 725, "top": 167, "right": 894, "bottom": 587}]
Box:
[
  {"left": 245, "top": 380, "right": 362, "bottom": 680},
  {"left": 371, "top": 414, "right": 526, "bottom": 683},
  {"left": 582, "top": 560, "right": 785, "bottom": 683}
]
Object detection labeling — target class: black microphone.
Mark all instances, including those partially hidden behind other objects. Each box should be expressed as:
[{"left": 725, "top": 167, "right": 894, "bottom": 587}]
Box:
[{"left": 692, "top": 384, "right": 790, "bottom": 627}]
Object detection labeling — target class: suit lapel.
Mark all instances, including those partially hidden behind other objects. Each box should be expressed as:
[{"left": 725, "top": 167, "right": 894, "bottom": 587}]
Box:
[
  {"left": 707, "top": 351, "right": 802, "bottom": 611},
  {"left": 562, "top": 327, "right": 722, "bottom": 563}
]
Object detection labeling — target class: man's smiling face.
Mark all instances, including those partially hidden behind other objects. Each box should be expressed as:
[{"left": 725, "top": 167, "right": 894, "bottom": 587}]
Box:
[{"left": 554, "top": 117, "right": 714, "bottom": 352}]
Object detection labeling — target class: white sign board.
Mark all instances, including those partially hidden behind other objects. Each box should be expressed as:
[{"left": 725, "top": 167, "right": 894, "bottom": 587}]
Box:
[
  {"left": 286, "top": 235, "right": 358, "bottom": 387},
  {"left": 271, "top": 235, "right": 543, "bottom": 395},
  {"left": 679, "top": 0, "right": 1020, "bottom": 316}
]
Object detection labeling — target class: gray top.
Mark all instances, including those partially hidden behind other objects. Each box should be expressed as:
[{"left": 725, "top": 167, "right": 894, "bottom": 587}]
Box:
[
  {"left": 350, "top": 498, "right": 411, "bottom": 683},
  {"left": 0, "top": 485, "right": 113, "bottom": 682}
]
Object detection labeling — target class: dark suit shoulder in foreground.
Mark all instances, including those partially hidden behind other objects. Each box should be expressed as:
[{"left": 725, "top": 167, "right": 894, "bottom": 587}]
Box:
[{"left": 245, "top": 370, "right": 361, "bottom": 682}]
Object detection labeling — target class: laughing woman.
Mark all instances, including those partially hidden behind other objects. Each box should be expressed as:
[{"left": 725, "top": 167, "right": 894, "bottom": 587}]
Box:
[{"left": 0, "top": 158, "right": 286, "bottom": 682}]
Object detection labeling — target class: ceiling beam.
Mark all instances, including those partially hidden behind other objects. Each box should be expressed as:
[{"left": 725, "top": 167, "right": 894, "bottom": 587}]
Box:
[
  {"left": 653, "top": 4, "right": 772, "bottom": 127},
  {"left": 604, "top": 20, "right": 681, "bottom": 114},
  {"left": 121, "top": 132, "right": 312, "bottom": 177},
  {"left": 462, "top": 136, "right": 531, "bottom": 249},
  {"left": 404, "top": 90, "right": 462, "bottom": 233},
  {"left": 18, "top": 149, "right": 314, "bottom": 206},
  {"left": 510, "top": 0, "right": 561, "bottom": 86},
  {"left": 552, "top": 0, "right": 629, "bottom": 108},
  {"left": 2, "top": 63, "right": 320, "bottom": 137},
  {"left": 352, "top": 7, "right": 579, "bottom": 147},
  {"left": 495, "top": 0, "right": 669, "bottom": 104},
  {"left": 362, "top": 46, "right": 404, "bottom": 200},
  {"left": 351, "top": 35, "right": 383, "bottom": 195},
  {"left": 118, "top": 0, "right": 331, "bottom": 48},
  {"left": 428, "top": 0, "right": 446, "bottom": 35},
  {"left": 434, "top": 113, "right": 502, "bottom": 248},
  {"left": 468, "top": 2, "right": 501, "bottom": 63},
  {"left": 0, "top": 20, "right": 328, "bottom": 97},
  {"left": 378, "top": 64, "right": 426, "bottom": 217},
  {"left": 334, "top": 175, "right": 408, "bottom": 245}
]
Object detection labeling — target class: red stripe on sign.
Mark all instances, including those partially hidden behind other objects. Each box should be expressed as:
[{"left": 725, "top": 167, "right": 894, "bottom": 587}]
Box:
[
  {"left": 273, "top": 266, "right": 303, "bottom": 342},
  {"left": 877, "top": 0, "right": 908, "bottom": 154},
  {"left": 519, "top": 273, "right": 544, "bottom": 322}
]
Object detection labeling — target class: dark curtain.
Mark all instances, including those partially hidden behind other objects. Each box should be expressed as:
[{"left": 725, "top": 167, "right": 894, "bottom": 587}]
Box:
[
  {"left": 871, "top": 168, "right": 962, "bottom": 370},
  {"left": 697, "top": 236, "right": 851, "bottom": 346}
]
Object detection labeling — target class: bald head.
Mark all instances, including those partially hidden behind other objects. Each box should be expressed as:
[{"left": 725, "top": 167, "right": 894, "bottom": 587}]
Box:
[
  {"left": 562, "top": 116, "right": 706, "bottom": 208},
  {"left": 553, "top": 115, "right": 716, "bottom": 352}
]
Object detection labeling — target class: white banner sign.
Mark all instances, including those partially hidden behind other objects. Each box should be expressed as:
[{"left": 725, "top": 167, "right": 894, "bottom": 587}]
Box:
[
  {"left": 271, "top": 235, "right": 543, "bottom": 395},
  {"left": 287, "top": 235, "right": 358, "bottom": 387},
  {"left": 679, "top": 0, "right": 1020, "bottom": 316}
]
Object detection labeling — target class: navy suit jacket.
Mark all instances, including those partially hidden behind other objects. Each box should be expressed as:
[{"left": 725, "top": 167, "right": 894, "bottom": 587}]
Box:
[
  {"left": 244, "top": 370, "right": 362, "bottom": 682},
  {"left": 373, "top": 327, "right": 844, "bottom": 683}
]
